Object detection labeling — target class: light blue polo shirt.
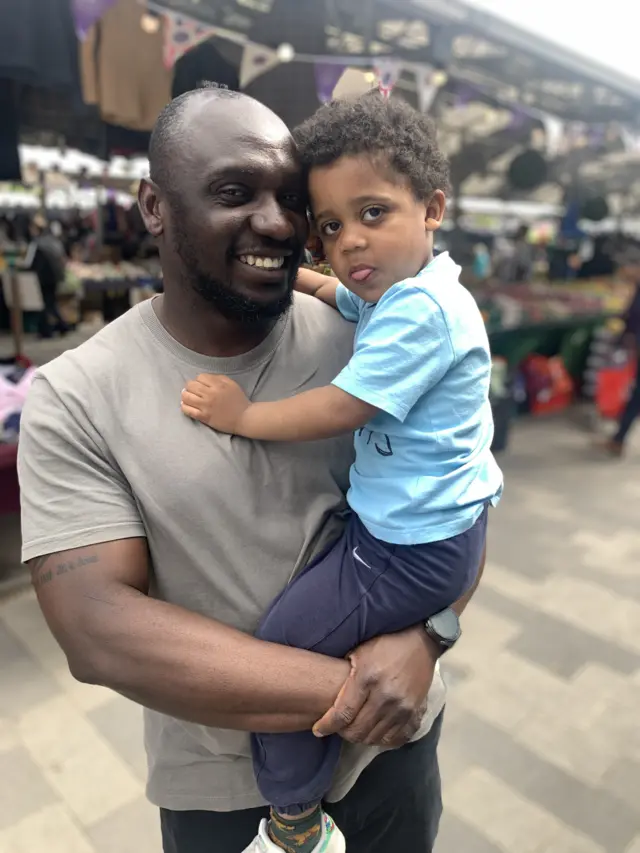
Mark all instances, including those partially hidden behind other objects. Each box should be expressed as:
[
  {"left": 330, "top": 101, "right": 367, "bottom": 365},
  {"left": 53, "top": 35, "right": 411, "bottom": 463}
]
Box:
[{"left": 333, "top": 252, "right": 503, "bottom": 545}]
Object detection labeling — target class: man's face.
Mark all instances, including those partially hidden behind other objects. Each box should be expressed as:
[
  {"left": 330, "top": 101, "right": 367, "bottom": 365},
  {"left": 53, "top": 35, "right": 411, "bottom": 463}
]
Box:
[{"left": 149, "top": 97, "right": 309, "bottom": 323}]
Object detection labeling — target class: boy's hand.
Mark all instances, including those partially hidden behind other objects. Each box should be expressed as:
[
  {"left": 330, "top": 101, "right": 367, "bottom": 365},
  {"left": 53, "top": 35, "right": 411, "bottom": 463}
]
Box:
[{"left": 181, "top": 374, "right": 250, "bottom": 435}]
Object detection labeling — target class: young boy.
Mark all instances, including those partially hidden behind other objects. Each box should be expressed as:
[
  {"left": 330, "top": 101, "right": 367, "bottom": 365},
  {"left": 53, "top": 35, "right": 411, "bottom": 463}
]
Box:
[{"left": 181, "top": 93, "right": 503, "bottom": 853}]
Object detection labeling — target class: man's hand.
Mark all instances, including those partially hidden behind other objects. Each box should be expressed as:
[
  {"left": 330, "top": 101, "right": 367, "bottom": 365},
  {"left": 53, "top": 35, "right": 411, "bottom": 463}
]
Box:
[
  {"left": 312, "top": 626, "right": 439, "bottom": 748},
  {"left": 181, "top": 374, "right": 251, "bottom": 435}
]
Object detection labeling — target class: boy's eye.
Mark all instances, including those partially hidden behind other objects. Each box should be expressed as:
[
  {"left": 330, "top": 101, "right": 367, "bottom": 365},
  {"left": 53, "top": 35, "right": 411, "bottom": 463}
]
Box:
[
  {"left": 321, "top": 221, "right": 341, "bottom": 237},
  {"left": 362, "top": 206, "right": 384, "bottom": 223}
]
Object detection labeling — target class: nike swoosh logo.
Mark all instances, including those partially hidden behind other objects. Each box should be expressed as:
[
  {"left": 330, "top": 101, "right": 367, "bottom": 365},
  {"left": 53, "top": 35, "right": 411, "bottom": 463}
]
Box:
[{"left": 352, "top": 547, "right": 372, "bottom": 569}]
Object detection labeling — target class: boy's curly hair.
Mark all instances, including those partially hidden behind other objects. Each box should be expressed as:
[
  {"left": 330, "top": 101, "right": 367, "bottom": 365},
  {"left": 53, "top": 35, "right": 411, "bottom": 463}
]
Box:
[{"left": 294, "top": 91, "right": 451, "bottom": 199}]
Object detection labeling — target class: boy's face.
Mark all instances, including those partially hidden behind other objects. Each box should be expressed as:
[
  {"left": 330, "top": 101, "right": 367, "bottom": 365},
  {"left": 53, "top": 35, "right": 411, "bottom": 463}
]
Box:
[{"left": 309, "top": 154, "right": 445, "bottom": 302}]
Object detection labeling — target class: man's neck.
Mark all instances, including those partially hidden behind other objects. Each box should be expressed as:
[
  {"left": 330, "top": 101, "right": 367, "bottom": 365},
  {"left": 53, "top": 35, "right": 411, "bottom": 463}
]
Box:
[{"left": 156, "top": 290, "right": 278, "bottom": 358}]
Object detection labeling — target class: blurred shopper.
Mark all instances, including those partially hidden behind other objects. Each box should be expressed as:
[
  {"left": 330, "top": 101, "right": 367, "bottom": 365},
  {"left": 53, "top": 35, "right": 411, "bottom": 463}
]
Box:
[
  {"left": 24, "top": 214, "right": 69, "bottom": 338},
  {"left": 601, "top": 244, "right": 640, "bottom": 456}
]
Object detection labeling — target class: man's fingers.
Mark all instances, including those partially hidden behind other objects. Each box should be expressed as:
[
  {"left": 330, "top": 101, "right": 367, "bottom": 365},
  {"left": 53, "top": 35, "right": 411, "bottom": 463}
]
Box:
[
  {"left": 312, "top": 678, "right": 367, "bottom": 738},
  {"left": 342, "top": 695, "right": 415, "bottom": 745},
  {"left": 378, "top": 720, "right": 417, "bottom": 749}
]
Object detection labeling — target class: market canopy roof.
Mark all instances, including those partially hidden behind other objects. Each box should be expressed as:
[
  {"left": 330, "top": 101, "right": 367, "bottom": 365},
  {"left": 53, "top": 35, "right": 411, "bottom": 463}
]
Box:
[{"left": 156, "top": 0, "right": 640, "bottom": 123}]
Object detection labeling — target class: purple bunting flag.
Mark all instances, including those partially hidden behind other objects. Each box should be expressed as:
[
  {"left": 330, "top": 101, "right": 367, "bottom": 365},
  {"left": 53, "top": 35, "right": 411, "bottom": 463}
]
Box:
[
  {"left": 72, "top": 0, "right": 117, "bottom": 40},
  {"left": 314, "top": 63, "right": 346, "bottom": 104}
]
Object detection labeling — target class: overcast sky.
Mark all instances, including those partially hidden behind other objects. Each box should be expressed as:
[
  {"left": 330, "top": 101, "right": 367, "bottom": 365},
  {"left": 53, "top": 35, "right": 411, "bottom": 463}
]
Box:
[{"left": 467, "top": 0, "right": 638, "bottom": 81}]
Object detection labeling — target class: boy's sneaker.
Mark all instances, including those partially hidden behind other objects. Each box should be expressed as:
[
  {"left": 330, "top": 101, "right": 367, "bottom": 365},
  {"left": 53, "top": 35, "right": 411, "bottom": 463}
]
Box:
[{"left": 242, "top": 812, "right": 346, "bottom": 853}]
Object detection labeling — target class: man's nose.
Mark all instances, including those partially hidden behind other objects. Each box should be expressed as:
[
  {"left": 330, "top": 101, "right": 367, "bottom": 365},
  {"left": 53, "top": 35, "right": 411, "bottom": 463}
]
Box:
[{"left": 251, "top": 197, "right": 296, "bottom": 241}]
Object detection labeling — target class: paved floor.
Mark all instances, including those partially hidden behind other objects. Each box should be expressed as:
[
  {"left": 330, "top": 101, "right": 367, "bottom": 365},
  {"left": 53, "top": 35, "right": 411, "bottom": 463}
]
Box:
[{"left": 1, "top": 415, "right": 640, "bottom": 852}]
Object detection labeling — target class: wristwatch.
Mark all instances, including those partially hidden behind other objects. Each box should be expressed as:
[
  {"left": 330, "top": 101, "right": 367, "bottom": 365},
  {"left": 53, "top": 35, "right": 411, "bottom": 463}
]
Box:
[{"left": 424, "top": 608, "right": 461, "bottom": 653}]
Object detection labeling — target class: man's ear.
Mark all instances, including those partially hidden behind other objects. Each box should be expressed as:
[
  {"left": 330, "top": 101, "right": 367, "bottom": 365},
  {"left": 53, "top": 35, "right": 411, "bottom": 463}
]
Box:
[
  {"left": 138, "top": 178, "right": 164, "bottom": 238},
  {"left": 425, "top": 190, "right": 446, "bottom": 232}
]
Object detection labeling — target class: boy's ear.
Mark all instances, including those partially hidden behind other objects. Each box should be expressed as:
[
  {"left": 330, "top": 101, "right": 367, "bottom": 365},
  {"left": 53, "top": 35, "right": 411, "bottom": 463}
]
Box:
[{"left": 425, "top": 190, "right": 446, "bottom": 231}]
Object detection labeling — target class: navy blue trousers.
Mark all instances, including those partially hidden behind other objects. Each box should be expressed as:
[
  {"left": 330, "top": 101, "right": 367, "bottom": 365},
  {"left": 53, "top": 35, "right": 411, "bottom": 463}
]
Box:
[
  {"left": 252, "top": 508, "right": 488, "bottom": 814},
  {"left": 162, "top": 711, "right": 444, "bottom": 853}
]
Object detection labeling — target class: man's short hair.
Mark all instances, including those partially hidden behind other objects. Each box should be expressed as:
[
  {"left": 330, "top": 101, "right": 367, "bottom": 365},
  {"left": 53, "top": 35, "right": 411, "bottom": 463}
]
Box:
[
  {"left": 293, "top": 91, "right": 451, "bottom": 199},
  {"left": 149, "top": 82, "right": 244, "bottom": 192}
]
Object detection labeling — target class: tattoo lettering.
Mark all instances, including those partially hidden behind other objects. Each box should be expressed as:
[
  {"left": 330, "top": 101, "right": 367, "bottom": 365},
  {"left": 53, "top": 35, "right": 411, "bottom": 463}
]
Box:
[{"left": 30, "top": 554, "right": 100, "bottom": 590}]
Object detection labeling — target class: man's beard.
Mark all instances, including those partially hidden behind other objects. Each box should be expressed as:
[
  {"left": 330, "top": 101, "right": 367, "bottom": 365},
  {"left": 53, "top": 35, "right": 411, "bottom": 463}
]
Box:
[{"left": 172, "top": 215, "right": 295, "bottom": 325}]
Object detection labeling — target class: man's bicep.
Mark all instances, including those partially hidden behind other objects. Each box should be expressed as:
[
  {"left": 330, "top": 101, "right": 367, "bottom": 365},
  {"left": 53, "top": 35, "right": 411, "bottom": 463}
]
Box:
[
  {"left": 28, "top": 539, "right": 150, "bottom": 673},
  {"left": 18, "top": 375, "right": 145, "bottom": 561}
]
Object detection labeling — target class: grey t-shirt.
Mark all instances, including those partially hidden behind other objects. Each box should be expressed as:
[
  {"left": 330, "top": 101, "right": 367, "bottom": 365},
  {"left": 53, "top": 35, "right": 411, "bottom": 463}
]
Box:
[{"left": 18, "top": 294, "right": 445, "bottom": 811}]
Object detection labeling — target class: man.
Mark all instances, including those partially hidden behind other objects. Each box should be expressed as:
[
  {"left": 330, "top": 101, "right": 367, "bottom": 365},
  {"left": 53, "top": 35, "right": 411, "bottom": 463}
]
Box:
[
  {"left": 601, "top": 242, "right": 640, "bottom": 457},
  {"left": 18, "top": 84, "right": 484, "bottom": 853},
  {"left": 24, "top": 214, "right": 69, "bottom": 338}
]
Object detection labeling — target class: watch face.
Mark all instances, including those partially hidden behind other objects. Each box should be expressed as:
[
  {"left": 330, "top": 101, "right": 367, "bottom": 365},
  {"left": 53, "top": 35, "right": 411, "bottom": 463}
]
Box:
[{"left": 430, "top": 609, "right": 460, "bottom": 642}]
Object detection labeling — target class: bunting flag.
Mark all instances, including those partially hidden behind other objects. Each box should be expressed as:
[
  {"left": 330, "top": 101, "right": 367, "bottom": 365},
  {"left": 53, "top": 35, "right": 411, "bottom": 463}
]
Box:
[
  {"left": 163, "top": 12, "right": 220, "bottom": 69},
  {"left": 314, "top": 63, "right": 347, "bottom": 104},
  {"left": 620, "top": 125, "right": 640, "bottom": 153},
  {"left": 72, "top": 0, "right": 116, "bottom": 40},
  {"left": 239, "top": 43, "right": 280, "bottom": 89},
  {"left": 374, "top": 59, "right": 402, "bottom": 99},
  {"left": 415, "top": 65, "right": 438, "bottom": 114},
  {"left": 540, "top": 113, "right": 566, "bottom": 158}
]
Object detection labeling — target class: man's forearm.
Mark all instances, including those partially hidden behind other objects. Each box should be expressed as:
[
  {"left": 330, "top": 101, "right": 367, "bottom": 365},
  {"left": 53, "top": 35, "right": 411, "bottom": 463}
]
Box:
[{"left": 64, "top": 584, "right": 349, "bottom": 733}]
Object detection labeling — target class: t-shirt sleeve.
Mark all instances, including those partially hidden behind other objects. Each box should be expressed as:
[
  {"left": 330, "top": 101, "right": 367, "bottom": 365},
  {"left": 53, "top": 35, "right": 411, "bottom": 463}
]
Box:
[
  {"left": 335, "top": 283, "right": 362, "bottom": 323},
  {"left": 332, "top": 286, "right": 455, "bottom": 422},
  {"left": 18, "top": 375, "right": 145, "bottom": 562}
]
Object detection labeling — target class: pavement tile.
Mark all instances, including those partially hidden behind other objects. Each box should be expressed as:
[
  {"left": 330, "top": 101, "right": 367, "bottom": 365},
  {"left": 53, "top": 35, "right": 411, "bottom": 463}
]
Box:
[
  {"left": 0, "top": 622, "right": 61, "bottom": 719},
  {"left": 0, "top": 747, "right": 59, "bottom": 832},
  {"left": 87, "top": 796, "right": 161, "bottom": 853},
  {"left": 435, "top": 812, "right": 503, "bottom": 853},
  {"left": 0, "top": 804, "right": 96, "bottom": 853},
  {"left": 17, "top": 696, "right": 142, "bottom": 827},
  {"left": 87, "top": 695, "right": 148, "bottom": 782}
]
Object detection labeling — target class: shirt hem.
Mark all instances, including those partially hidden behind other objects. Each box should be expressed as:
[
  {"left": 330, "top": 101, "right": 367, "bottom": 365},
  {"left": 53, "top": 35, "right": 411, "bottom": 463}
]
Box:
[
  {"left": 145, "top": 675, "right": 446, "bottom": 812},
  {"left": 21, "top": 523, "right": 146, "bottom": 563},
  {"left": 357, "top": 503, "right": 489, "bottom": 545}
]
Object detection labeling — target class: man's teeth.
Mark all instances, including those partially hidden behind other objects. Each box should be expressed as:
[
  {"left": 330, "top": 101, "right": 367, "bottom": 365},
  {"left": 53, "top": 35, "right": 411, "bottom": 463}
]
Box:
[{"left": 238, "top": 255, "right": 285, "bottom": 270}]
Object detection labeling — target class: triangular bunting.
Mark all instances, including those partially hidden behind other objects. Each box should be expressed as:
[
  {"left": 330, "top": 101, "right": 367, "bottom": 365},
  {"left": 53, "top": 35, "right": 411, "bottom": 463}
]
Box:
[
  {"left": 72, "top": 0, "right": 117, "bottom": 40},
  {"left": 163, "top": 12, "right": 220, "bottom": 69},
  {"left": 620, "top": 125, "right": 640, "bottom": 153},
  {"left": 240, "top": 44, "right": 280, "bottom": 89},
  {"left": 374, "top": 59, "right": 403, "bottom": 99},
  {"left": 314, "top": 63, "right": 347, "bottom": 104},
  {"left": 540, "top": 113, "right": 566, "bottom": 158},
  {"left": 415, "top": 65, "right": 438, "bottom": 114}
]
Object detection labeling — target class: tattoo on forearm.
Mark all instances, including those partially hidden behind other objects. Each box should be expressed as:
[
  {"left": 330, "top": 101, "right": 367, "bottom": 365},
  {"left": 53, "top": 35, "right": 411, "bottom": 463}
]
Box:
[{"left": 29, "top": 554, "right": 100, "bottom": 589}]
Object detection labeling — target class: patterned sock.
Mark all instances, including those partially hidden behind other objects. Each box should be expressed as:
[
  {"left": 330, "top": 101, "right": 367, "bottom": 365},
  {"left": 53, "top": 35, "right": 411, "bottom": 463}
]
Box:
[{"left": 268, "top": 805, "right": 323, "bottom": 853}]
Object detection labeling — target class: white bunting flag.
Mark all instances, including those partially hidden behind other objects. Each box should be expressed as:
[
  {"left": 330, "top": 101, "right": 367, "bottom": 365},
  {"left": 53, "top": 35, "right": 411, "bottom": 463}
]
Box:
[
  {"left": 240, "top": 43, "right": 280, "bottom": 89},
  {"left": 163, "top": 11, "right": 219, "bottom": 69},
  {"left": 416, "top": 65, "right": 438, "bottom": 114},
  {"left": 540, "top": 113, "right": 566, "bottom": 158}
]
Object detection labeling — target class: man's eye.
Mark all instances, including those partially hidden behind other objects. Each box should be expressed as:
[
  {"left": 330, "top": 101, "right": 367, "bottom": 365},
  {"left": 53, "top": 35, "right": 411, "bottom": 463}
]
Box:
[
  {"left": 218, "top": 186, "right": 249, "bottom": 202},
  {"left": 321, "top": 221, "right": 341, "bottom": 237},
  {"left": 362, "top": 206, "right": 384, "bottom": 223},
  {"left": 281, "top": 192, "right": 306, "bottom": 210}
]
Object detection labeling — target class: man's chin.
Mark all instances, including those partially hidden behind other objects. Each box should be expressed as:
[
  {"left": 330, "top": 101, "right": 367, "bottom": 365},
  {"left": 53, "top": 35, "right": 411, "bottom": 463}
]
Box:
[{"left": 193, "top": 276, "right": 293, "bottom": 324}]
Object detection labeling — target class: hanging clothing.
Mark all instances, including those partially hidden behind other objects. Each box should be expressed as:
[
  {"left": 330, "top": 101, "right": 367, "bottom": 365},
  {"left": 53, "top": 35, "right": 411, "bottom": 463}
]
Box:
[
  {"left": 0, "top": 82, "right": 21, "bottom": 182},
  {"left": 80, "top": 0, "right": 172, "bottom": 132},
  {"left": 0, "top": 0, "right": 78, "bottom": 91}
]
